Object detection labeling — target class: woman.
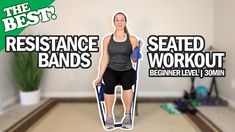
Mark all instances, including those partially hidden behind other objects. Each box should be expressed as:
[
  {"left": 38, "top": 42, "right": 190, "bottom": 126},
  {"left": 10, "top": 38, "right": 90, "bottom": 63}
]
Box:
[{"left": 94, "top": 12, "right": 138, "bottom": 130}]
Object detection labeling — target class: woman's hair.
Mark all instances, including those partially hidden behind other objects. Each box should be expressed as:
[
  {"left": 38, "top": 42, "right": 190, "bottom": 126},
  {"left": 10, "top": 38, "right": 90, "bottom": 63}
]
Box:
[{"left": 113, "top": 12, "right": 129, "bottom": 34}]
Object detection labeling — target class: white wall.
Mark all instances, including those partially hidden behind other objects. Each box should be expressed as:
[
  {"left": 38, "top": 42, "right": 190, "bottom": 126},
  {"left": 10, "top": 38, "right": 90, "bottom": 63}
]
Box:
[
  {"left": 32, "top": 0, "right": 214, "bottom": 98},
  {"left": 0, "top": 0, "right": 215, "bottom": 104},
  {"left": 214, "top": 0, "right": 235, "bottom": 106},
  {"left": 0, "top": 52, "right": 18, "bottom": 112}
]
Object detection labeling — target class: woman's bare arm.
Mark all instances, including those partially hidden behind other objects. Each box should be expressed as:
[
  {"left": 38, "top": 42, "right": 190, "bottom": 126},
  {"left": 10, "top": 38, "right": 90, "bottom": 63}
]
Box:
[{"left": 94, "top": 35, "right": 111, "bottom": 86}]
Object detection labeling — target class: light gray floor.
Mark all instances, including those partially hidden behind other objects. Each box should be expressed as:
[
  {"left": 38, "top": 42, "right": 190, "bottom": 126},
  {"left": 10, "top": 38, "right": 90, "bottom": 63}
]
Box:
[
  {"left": 0, "top": 99, "right": 235, "bottom": 132},
  {"left": 197, "top": 106, "right": 235, "bottom": 132},
  {"left": 0, "top": 98, "right": 49, "bottom": 131}
]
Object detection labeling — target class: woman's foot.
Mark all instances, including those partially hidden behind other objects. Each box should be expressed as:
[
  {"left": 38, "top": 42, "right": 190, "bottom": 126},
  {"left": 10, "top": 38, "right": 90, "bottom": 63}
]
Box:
[
  {"left": 105, "top": 115, "right": 115, "bottom": 130},
  {"left": 121, "top": 113, "right": 132, "bottom": 129}
]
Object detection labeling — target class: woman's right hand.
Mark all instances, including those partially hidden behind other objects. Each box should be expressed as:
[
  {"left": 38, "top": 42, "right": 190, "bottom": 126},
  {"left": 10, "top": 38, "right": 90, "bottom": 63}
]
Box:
[{"left": 93, "top": 77, "right": 102, "bottom": 88}]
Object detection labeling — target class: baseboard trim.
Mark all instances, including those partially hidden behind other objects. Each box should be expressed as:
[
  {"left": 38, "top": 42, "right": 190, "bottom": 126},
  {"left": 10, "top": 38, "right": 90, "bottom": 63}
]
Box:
[
  {"left": 220, "top": 95, "right": 235, "bottom": 108},
  {"left": 0, "top": 110, "right": 4, "bottom": 115},
  {"left": 42, "top": 91, "right": 183, "bottom": 98},
  {"left": 42, "top": 92, "right": 96, "bottom": 98},
  {"left": 1, "top": 96, "right": 19, "bottom": 111},
  {"left": 138, "top": 91, "right": 183, "bottom": 98}
]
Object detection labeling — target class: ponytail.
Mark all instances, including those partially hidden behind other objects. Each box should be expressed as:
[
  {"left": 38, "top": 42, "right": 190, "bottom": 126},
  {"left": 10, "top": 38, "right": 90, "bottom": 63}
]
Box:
[{"left": 124, "top": 26, "right": 129, "bottom": 34}]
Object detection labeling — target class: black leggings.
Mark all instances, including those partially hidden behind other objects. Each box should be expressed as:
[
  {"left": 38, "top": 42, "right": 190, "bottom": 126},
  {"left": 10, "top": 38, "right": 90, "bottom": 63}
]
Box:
[{"left": 103, "top": 67, "right": 136, "bottom": 94}]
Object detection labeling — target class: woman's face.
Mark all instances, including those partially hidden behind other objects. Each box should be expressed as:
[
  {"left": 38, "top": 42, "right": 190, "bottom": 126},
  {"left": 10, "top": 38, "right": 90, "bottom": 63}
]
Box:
[{"left": 114, "top": 13, "right": 126, "bottom": 31}]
